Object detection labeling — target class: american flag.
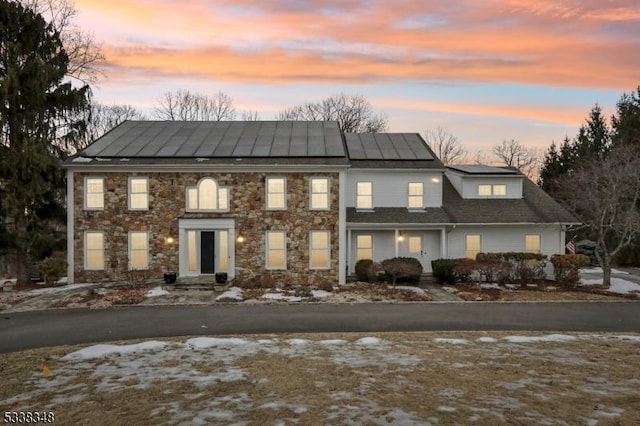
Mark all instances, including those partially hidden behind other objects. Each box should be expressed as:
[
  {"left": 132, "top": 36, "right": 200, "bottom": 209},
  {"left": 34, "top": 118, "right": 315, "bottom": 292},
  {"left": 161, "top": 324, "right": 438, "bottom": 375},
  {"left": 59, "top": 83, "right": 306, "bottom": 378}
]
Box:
[{"left": 565, "top": 237, "right": 576, "bottom": 254}]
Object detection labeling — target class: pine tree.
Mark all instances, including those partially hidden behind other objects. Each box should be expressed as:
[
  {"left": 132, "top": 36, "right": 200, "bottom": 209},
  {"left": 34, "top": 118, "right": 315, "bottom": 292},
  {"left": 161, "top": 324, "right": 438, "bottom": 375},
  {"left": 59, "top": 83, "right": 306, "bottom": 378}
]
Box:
[
  {"left": 0, "top": 0, "right": 90, "bottom": 284},
  {"left": 611, "top": 86, "right": 640, "bottom": 148}
]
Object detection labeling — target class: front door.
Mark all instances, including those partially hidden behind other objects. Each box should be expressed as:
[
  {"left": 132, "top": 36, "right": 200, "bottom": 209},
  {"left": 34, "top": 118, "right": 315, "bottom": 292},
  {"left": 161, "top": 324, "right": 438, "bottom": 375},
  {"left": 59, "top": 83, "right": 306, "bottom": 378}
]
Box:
[
  {"left": 200, "top": 231, "right": 215, "bottom": 274},
  {"left": 407, "top": 234, "right": 424, "bottom": 267}
]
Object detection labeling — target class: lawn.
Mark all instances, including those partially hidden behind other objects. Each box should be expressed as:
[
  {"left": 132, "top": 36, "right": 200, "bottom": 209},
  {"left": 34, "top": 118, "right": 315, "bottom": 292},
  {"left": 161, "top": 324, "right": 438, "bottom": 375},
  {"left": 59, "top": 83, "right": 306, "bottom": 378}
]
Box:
[{"left": 1, "top": 332, "right": 639, "bottom": 425}]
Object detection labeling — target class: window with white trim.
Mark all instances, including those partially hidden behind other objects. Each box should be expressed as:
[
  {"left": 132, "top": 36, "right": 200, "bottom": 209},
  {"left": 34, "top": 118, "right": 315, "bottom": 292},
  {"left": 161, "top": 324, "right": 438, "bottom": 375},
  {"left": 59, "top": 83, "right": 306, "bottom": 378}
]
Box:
[
  {"left": 310, "top": 178, "right": 329, "bottom": 210},
  {"left": 84, "top": 177, "right": 104, "bottom": 209},
  {"left": 408, "top": 182, "right": 423, "bottom": 209},
  {"left": 266, "top": 231, "right": 286, "bottom": 269},
  {"left": 525, "top": 234, "right": 541, "bottom": 253},
  {"left": 266, "top": 177, "right": 286, "bottom": 210},
  {"left": 356, "top": 182, "right": 372, "bottom": 209},
  {"left": 408, "top": 236, "right": 422, "bottom": 254},
  {"left": 465, "top": 234, "right": 481, "bottom": 259},
  {"left": 128, "top": 231, "right": 149, "bottom": 270},
  {"left": 129, "top": 177, "right": 148, "bottom": 210},
  {"left": 186, "top": 178, "right": 229, "bottom": 211},
  {"left": 310, "top": 231, "right": 330, "bottom": 269},
  {"left": 356, "top": 234, "right": 373, "bottom": 261},
  {"left": 478, "top": 184, "right": 507, "bottom": 196},
  {"left": 85, "top": 231, "right": 104, "bottom": 270}
]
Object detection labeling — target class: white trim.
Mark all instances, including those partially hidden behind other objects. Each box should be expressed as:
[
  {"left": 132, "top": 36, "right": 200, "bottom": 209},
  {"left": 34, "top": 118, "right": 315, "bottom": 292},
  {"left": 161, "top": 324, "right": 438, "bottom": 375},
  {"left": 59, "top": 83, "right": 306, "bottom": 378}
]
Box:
[
  {"left": 67, "top": 170, "right": 74, "bottom": 284},
  {"left": 356, "top": 181, "right": 373, "bottom": 210},
  {"left": 355, "top": 234, "right": 373, "bottom": 261},
  {"left": 265, "top": 230, "right": 287, "bottom": 270},
  {"left": 338, "top": 171, "right": 346, "bottom": 284},
  {"left": 309, "top": 177, "right": 330, "bottom": 211},
  {"left": 128, "top": 176, "right": 149, "bottom": 211},
  {"left": 464, "top": 234, "right": 482, "bottom": 259},
  {"left": 407, "top": 182, "right": 424, "bottom": 209},
  {"left": 265, "top": 176, "right": 287, "bottom": 210},
  {"left": 524, "top": 233, "right": 542, "bottom": 253},
  {"left": 128, "top": 231, "right": 149, "bottom": 270},
  {"left": 84, "top": 231, "right": 105, "bottom": 270},
  {"left": 185, "top": 177, "right": 230, "bottom": 212},
  {"left": 178, "top": 219, "right": 235, "bottom": 278},
  {"left": 309, "top": 231, "right": 331, "bottom": 270},
  {"left": 83, "top": 176, "right": 104, "bottom": 210}
]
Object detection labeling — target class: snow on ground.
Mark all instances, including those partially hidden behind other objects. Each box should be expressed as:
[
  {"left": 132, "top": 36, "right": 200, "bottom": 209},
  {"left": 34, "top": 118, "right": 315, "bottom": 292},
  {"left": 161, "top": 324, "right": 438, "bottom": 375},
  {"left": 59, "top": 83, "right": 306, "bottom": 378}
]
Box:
[
  {"left": 262, "top": 292, "right": 302, "bottom": 302},
  {"left": 145, "top": 286, "right": 169, "bottom": 297},
  {"left": 6, "top": 333, "right": 640, "bottom": 424},
  {"left": 581, "top": 277, "right": 640, "bottom": 294},
  {"left": 395, "top": 285, "right": 428, "bottom": 295},
  {"left": 26, "top": 283, "right": 95, "bottom": 295},
  {"left": 582, "top": 267, "right": 629, "bottom": 275},
  {"left": 310, "top": 289, "right": 331, "bottom": 298},
  {"left": 215, "top": 286, "right": 243, "bottom": 301}
]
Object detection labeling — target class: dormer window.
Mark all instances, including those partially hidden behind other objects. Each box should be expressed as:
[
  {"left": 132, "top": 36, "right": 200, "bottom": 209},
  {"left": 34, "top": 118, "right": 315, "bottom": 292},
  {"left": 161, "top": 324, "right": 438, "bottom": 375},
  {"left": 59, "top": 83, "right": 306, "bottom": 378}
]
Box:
[
  {"left": 356, "top": 182, "right": 373, "bottom": 210},
  {"left": 408, "top": 182, "right": 423, "bottom": 209},
  {"left": 478, "top": 184, "right": 506, "bottom": 197},
  {"left": 186, "top": 178, "right": 229, "bottom": 211}
]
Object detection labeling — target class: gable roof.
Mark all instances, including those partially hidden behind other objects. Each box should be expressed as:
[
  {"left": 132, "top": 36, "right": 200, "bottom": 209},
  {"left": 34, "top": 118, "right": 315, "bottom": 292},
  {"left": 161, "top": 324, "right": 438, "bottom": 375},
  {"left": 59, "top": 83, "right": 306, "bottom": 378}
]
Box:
[{"left": 347, "top": 176, "right": 578, "bottom": 225}]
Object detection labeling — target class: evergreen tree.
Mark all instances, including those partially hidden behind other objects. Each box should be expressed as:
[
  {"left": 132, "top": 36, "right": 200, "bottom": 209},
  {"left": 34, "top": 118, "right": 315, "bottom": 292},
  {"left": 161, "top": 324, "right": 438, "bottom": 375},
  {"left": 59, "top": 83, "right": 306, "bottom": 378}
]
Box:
[
  {"left": 611, "top": 86, "right": 640, "bottom": 148},
  {"left": 0, "top": 0, "right": 90, "bottom": 284}
]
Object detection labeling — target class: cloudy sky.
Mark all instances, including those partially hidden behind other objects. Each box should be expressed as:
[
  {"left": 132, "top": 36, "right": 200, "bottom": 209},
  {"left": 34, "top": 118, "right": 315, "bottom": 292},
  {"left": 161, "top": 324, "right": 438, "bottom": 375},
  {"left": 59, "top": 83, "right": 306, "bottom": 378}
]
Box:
[{"left": 74, "top": 0, "right": 639, "bottom": 153}]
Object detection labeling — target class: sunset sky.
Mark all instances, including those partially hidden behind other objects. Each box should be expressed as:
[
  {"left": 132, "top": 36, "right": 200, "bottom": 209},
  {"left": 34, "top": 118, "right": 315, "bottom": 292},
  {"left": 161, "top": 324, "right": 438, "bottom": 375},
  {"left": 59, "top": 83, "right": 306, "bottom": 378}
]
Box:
[{"left": 73, "top": 0, "right": 640, "bottom": 155}]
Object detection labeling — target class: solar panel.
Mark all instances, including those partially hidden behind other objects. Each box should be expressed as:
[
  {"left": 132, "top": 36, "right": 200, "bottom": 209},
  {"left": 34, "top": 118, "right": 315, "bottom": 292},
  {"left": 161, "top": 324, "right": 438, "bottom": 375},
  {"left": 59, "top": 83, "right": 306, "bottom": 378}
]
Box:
[{"left": 448, "top": 165, "right": 518, "bottom": 174}]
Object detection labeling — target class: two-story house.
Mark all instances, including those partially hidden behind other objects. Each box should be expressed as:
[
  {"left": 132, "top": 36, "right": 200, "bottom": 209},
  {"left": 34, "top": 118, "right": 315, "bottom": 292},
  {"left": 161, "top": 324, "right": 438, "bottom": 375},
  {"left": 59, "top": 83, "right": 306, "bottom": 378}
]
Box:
[{"left": 64, "top": 120, "right": 576, "bottom": 285}]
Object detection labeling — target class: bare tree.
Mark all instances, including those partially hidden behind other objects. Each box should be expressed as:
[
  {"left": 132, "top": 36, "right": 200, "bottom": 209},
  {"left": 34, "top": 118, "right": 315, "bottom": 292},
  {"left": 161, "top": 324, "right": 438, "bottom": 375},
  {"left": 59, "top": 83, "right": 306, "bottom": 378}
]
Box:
[
  {"left": 492, "top": 139, "right": 540, "bottom": 179},
  {"left": 20, "top": 0, "right": 104, "bottom": 83},
  {"left": 278, "top": 94, "right": 387, "bottom": 133},
  {"left": 73, "top": 103, "right": 145, "bottom": 150},
  {"left": 472, "top": 150, "right": 493, "bottom": 165},
  {"left": 241, "top": 110, "right": 260, "bottom": 121},
  {"left": 553, "top": 145, "right": 640, "bottom": 287},
  {"left": 153, "top": 90, "right": 236, "bottom": 121},
  {"left": 423, "top": 127, "right": 466, "bottom": 165}
]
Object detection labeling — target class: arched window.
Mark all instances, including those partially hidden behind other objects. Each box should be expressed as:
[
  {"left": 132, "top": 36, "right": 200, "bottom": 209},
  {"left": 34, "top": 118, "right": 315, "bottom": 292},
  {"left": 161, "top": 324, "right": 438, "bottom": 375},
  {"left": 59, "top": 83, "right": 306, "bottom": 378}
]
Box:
[{"left": 186, "top": 178, "right": 229, "bottom": 211}]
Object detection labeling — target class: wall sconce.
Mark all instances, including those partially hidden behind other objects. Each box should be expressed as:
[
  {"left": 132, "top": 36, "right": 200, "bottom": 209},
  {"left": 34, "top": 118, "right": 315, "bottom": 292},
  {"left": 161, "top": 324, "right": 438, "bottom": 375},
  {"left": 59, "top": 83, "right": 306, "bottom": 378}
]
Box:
[
  {"left": 165, "top": 236, "right": 175, "bottom": 244},
  {"left": 237, "top": 235, "right": 245, "bottom": 243},
  {"left": 397, "top": 232, "right": 405, "bottom": 242},
  {"left": 431, "top": 177, "right": 440, "bottom": 183}
]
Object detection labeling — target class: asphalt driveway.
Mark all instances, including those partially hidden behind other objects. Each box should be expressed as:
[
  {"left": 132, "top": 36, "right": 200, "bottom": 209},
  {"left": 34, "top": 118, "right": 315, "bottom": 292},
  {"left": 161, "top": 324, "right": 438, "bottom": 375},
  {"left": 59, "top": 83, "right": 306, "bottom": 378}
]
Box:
[{"left": 1, "top": 302, "right": 639, "bottom": 353}]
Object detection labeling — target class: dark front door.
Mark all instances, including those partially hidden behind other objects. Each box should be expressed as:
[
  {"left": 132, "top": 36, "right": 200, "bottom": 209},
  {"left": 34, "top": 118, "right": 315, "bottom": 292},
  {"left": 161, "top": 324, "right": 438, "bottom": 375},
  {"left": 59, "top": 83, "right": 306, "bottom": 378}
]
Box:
[{"left": 200, "top": 231, "right": 215, "bottom": 274}]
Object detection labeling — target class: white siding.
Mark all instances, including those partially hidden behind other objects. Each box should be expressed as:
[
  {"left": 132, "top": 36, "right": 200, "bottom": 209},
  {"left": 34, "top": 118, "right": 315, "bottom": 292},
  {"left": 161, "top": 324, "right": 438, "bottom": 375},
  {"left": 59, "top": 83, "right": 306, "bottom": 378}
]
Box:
[
  {"left": 446, "top": 225, "right": 564, "bottom": 259},
  {"left": 346, "top": 170, "right": 443, "bottom": 208},
  {"left": 445, "top": 171, "right": 523, "bottom": 199}
]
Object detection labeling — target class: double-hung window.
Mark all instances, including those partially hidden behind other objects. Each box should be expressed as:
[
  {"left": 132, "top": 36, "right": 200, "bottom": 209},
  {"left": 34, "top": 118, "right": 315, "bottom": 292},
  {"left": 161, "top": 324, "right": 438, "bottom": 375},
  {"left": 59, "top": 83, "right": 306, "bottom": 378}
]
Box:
[
  {"left": 310, "top": 231, "right": 330, "bottom": 269},
  {"left": 129, "top": 231, "right": 149, "bottom": 270},
  {"left": 465, "top": 234, "right": 481, "bottom": 259},
  {"left": 478, "top": 184, "right": 507, "bottom": 197},
  {"left": 129, "top": 177, "right": 148, "bottom": 210},
  {"left": 525, "top": 234, "right": 541, "bottom": 253},
  {"left": 266, "top": 177, "right": 286, "bottom": 210},
  {"left": 266, "top": 231, "right": 286, "bottom": 269},
  {"left": 84, "top": 177, "right": 104, "bottom": 209},
  {"left": 356, "top": 234, "right": 373, "bottom": 261},
  {"left": 356, "top": 182, "right": 372, "bottom": 210},
  {"left": 310, "top": 178, "right": 329, "bottom": 210},
  {"left": 408, "top": 182, "right": 423, "bottom": 209},
  {"left": 85, "top": 231, "right": 104, "bottom": 270}
]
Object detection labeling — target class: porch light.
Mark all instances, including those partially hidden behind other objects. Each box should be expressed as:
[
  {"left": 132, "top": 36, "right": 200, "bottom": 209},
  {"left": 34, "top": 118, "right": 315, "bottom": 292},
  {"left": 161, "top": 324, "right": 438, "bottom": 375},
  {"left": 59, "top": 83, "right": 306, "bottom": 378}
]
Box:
[
  {"left": 431, "top": 177, "right": 440, "bottom": 183},
  {"left": 165, "top": 236, "right": 175, "bottom": 244},
  {"left": 397, "top": 233, "right": 405, "bottom": 242},
  {"left": 237, "top": 235, "right": 245, "bottom": 243}
]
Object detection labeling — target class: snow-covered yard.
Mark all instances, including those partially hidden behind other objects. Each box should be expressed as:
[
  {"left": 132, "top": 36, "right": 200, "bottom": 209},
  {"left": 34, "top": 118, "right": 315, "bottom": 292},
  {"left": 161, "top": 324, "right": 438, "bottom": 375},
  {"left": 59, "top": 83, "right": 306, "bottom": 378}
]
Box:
[{"left": 1, "top": 332, "right": 639, "bottom": 424}]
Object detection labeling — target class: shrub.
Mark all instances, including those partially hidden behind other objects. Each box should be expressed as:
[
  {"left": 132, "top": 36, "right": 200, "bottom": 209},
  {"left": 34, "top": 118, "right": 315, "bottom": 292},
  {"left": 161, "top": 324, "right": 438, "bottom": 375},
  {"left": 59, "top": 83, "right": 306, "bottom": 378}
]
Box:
[
  {"left": 453, "top": 258, "right": 476, "bottom": 282},
  {"left": 475, "top": 253, "right": 509, "bottom": 283},
  {"left": 431, "top": 259, "right": 458, "bottom": 284},
  {"left": 315, "top": 279, "right": 334, "bottom": 292},
  {"left": 550, "top": 254, "right": 590, "bottom": 287},
  {"left": 366, "top": 262, "right": 387, "bottom": 283},
  {"left": 355, "top": 259, "right": 373, "bottom": 281},
  {"left": 39, "top": 251, "right": 67, "bottom": 285},
  {"left": 381, "top": 257, "right": 423, "bottom": 288}
]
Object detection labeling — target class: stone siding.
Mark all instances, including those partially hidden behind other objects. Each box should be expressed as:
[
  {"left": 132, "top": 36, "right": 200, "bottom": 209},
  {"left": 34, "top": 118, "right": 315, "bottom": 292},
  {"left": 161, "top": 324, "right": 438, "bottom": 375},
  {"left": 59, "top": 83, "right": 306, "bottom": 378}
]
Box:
[{"left": 73, "top": 172, "right": 339, "bottom": 285}]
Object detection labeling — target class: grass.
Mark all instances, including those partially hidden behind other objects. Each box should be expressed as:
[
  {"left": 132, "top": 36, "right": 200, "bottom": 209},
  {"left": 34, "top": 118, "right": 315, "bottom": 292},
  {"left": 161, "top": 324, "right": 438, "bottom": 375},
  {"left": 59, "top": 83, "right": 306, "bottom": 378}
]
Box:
[{"left": 1, "top": 332, "right": 639, "bottom": 424}]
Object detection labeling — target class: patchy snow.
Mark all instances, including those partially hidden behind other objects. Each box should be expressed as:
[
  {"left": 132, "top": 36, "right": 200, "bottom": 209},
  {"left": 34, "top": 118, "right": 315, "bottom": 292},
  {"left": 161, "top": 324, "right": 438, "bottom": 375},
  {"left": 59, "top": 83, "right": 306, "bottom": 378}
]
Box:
[
  {"left": 186, "top": 337, "right": 249, "bottom": 349},
  {"left": 581, "top": 277, "right": 640, "bottom": 294},
  {"left": 614, "top": 335, "right": 640, "bottom": 343},
  {"left": 62, "top": 341, "right": 167, "bottom": 360},
  {"left": 71, "top": 156, "right": 92, "bottom": 163},
  {"left": 582, "top": 267, "right": 629, "bottom": 275},
  {"left": 477, "top": 337, "right": 498, "bottom": 343},
  {"left": 502, "top": 334, "right": 577, "bottom": 343},
  {"left": 434, "top": 338, "right": 469, "bottom": 345},
  {"left": 287, "top": 339, "right": 310, "bottom": 346},
  {"left": 27, "top": 283, "right": 94, "bottom": 295},
  {"left": 145, "top": 286, "right": 169, "bottom": 297},
  {"left": 480, "top": 283, "right": 501, "bottom": 289},
  {"left": 355, "top": 337, "right": 386, "bottom": 345},
  {"left": 311, "top": 289, "right": 331, "bottom": 298},
  {"left": 262, "top": 292, "right": 302, "bottom": 302},
  {"left": 319, "top": 339, "right": 347, "bottom": 345},
  {"left": 215, "top": 286, "right": 243, "bottom": 301},
  {"left": 395, "top": 286, "right": 427, "bottom": 295}
]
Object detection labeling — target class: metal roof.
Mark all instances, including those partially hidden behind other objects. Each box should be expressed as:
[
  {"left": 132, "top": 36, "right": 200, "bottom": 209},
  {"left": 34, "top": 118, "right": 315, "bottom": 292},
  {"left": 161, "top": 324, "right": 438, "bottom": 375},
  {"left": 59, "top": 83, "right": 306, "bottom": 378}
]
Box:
[
  {"left": 447, "top": 165, "right": 519, "bottom": 175},
  {"left": 344, "top": 133, "right": 434, "bottom": 160},
  {"left": 80, "top": 121, "right": 346, "bottom": 158}
]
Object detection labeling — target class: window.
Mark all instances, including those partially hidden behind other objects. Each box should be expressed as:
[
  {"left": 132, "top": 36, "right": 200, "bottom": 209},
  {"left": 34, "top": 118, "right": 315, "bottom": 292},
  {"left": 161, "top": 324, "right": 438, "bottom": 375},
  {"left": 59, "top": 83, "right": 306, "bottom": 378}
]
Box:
[
  {"left": 84, "top": 178, "right": 104, "bottom": 209},
  {"left": 85, "top": 232, "right": 104, "bottom": 270},
  {"left": 266, "top": 177, "right": 286, "bottom": 210},
  {"left": 356, "top": 182, "right": 372, "bottom": 209},
  {"left": 186, "top": 178, "right": 229, "bottom": 211},
  {"left": 478, "top": 184, "right": 507, "bottom": 196},
  {"left": 266, "top": 231, "right": 286, "bottom": 269},
  {"left": 356, "top": 234, "right": 373, "bottom": 261},
  {"left": 129, "top": 231, "right": 149, "bottom": 270},
  {"left": 465, "top": 234, "right": 481, "bottom": 259},
  {"left": 408, "top": 236, "right": 422, "bottom": 254},
  {"left": 525, "top": 234, "right": 541, "bottom": 253},
  {"left": 408, "top": 182, "right": 423, "bottom": 209},
  {"left": 310, "top": 231, "right": 330, "bottom": 269},
  {"left": 310, "top": 178, "right": 329, "bottom": 210},
  {"left": 129, "top": 177, "right": 148, "bottom": 210}
]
